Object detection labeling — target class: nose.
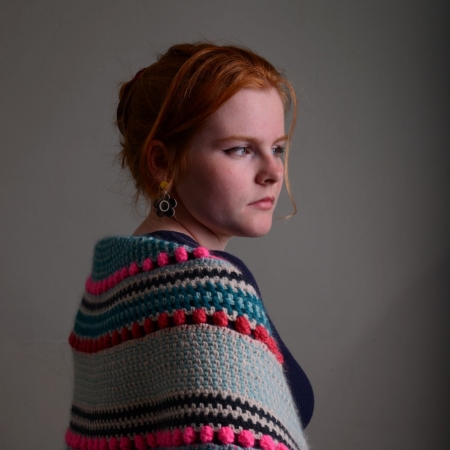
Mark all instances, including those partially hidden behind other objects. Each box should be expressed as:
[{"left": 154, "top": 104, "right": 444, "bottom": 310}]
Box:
[{"left": 255, "top": 152, "right": 284, "bottom": 186}]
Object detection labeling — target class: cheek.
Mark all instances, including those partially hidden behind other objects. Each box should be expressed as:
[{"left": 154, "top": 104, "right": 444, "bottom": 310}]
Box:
[
  {"left": 179, "top": 162, "right": 244, "bottom": 213},
  {"left": 200, "top": 170, "right": 239, "bottom": 208}
]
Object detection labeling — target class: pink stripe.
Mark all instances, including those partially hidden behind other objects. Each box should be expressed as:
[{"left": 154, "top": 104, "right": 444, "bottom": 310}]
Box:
[
  {"left": 65, "top": 426, "right": 291, "bottom": 450},
  {"left": 85, "top": 248, "right": 213, "bottom": 296}
]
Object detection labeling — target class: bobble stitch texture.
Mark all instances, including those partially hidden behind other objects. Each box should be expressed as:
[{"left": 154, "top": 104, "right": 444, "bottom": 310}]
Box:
[
  {"left": 172, "top": 428, "right": 183, "bottom": 446},
  {"left": 194, "top": 247, "right": 210, "bottom": 258},
  {"left": 109, "top": 437, "right": 119, "bottom": 450},
  {"left": 143, "top": 317, "right": 153, "bottom": 334},
  {"left": 73, "top": 433, "right": 81, "bottom": 448},
  {"left": 156, "top": 430, "right": 172, "bottom": 447},
  {"left": 121, "top": 327, "right": 130, "bottom": 342},
  {"left": 158, "top": 312, "right": 170, "bottom": 328},
  {"left": 173, "top": 309, "right": 186, "bottom": 325},
  {"left": 213, "top": 310, "right": 228, "bottom": 326},
  {"left": 218, "top": 426, "right": 235, "bottom": 444},
  {"left": 260, "top": 435, "right": 276, "bottom": 450},
  {"left": 143, "top": 258, "right": 153, "bottom": 271},
  {"left": 174, "top": 247, "right": 188, "bottom": 262},
  {"left": 235, "top": 315, "right": 251, "bottom": 334},
  {"left": 277, "top": 443, "right": 289, "bottom": 450},
  {"left": 112, "top": 330, "right": 121, "bottom": 345},
  {"left": 254, "top": 325, "right": 269, "bottom": 342},
  {"left": 134, "top": 435, "right": 146, "bottom": 450},
  {"left": 129, "top": 262, "right": 139, "bottom": 276},
  {"left": 120, "top": 267, "right": 129, "bottom": 280},
  {"left": 157, "top": 252, "right": 169, "bottom": 266},
  {"left": 146, "top": 433, "right": 157, "bottom": 448},
  {"left": 183, "top": 426, "right": 197, "bottom": 444},
  {"left": 192, "top": 308, "right": 207, "bottom": 324},
  {"left": 132, "top": 322, "right": 142, "bottom": 338},
  {"left": 119, "top": 436, "right": 132, "bottom": 450},
  {"left": 104, "top": 333, "right": 112, "bottom": 348},
  {"left": 200, "top": 425, "right": 214, "bottom": 443},
  {"left": 238, "top": 430, "right": 255, "bottom": 447}
]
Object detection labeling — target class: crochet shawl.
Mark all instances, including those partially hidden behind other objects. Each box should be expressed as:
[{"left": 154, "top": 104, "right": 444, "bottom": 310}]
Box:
[{"left": 66, "top": 235, "right": 310, "bottom": 450}]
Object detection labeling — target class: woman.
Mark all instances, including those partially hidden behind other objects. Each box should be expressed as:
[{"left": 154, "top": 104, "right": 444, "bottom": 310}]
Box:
[{"left": 66, "top": 43, "right": 313, "bottom": 450}]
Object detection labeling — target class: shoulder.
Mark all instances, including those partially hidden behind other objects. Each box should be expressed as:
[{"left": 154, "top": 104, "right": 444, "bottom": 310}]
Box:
[
  {"left": 86, "top": 235, "right": 258, "bottom": 299},
  {"left": 73, "top": 234, "right": 281, "bottom": 359}
]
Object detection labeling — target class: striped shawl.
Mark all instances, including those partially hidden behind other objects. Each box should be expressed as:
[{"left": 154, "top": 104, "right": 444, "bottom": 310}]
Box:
[{"left": 65, "top": 235, "right": 309, "bottom": 450}]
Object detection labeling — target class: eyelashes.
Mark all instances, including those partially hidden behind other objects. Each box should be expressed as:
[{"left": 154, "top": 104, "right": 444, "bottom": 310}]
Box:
[
  {"left": 224, "top": 146, "right": 285, "bottom": 157},
  {"left": 224, "top": 147, "right": 251, "bottom": 157},
  {"left": 273, "top": 145, "right": 285, "bottom": 156}
]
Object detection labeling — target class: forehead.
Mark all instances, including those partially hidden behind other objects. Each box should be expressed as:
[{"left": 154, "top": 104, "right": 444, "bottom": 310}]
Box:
[{"left": 204, "top": 88, "right": 285, "bottom": 136}]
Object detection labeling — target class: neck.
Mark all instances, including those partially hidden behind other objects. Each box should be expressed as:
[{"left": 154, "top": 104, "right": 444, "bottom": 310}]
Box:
[{"left": 132, "top": 203, "right": 231, "bottom": 251}]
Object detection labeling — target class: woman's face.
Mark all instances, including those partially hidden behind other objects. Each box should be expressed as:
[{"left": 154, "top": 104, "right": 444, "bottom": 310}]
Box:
[{"left": 174, "top": 87, "right": 286, "bottom": 241}]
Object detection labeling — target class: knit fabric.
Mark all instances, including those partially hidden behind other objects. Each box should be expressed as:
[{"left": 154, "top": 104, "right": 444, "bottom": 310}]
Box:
[
  {"left": 143, "top": 230, "right": 314, "bottom": 429},
  {"left": 66, "top": 235, "right": 310, "bottom": 450}
]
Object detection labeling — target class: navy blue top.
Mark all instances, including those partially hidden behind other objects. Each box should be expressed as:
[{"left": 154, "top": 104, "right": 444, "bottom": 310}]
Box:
[{"left": 144, "top": 230, "right": 314, "bottom": 428}]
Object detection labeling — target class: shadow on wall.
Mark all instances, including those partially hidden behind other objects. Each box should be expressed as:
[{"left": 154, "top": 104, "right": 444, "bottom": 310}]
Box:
[{"left": 312, "top": 255, "right": 450, "bottom": 450}]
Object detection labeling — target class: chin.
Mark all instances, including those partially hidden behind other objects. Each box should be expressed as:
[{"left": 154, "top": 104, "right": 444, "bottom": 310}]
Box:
[{"left": 238, "top": 220, "right": 273, "bottom": 238}]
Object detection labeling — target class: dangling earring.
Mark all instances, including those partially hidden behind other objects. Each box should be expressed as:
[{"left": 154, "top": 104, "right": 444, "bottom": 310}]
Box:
[{"left": 154, "top": 181, "right": 177, "bottom": 218}]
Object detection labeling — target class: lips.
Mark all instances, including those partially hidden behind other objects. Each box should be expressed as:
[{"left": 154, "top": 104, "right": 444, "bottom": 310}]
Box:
[
  {"left": 249, "top": 196, "right": 275, "bottom": 205},
  {"left": 249, "top": 197, "right": 275, "bottom": 209}
]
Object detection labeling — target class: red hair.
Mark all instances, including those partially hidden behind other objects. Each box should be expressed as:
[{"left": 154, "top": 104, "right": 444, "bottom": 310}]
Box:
[{"left": 116, "top": 42, "right": 298, "bottom": 215}]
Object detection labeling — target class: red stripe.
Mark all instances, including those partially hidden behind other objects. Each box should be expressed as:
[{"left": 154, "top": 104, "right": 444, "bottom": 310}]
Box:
[{"left": 68, "top": 311, "right": 283, "bottom": 363}]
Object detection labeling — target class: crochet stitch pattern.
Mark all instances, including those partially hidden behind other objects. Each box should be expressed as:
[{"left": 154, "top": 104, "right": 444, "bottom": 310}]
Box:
[{"left": 66, "top": 235, "right": 309, "bottom": 450}]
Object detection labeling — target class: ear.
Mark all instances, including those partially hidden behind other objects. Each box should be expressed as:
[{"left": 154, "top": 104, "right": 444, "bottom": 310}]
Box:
[{"left": 145, "top": 140, "right": 171, "bottom": 182}]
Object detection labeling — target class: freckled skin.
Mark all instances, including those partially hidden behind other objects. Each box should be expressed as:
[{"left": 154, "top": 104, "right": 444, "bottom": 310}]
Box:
[{"left": 174, "top": 88, "right": 285, "bottom": 244}]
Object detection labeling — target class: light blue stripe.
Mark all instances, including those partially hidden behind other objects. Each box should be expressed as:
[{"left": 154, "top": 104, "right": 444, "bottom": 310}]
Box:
[{"left": 72, "top": 325, "right": 303, "bottom": 447}]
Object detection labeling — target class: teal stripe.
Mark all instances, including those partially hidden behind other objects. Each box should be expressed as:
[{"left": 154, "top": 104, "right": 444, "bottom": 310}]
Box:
[
  {"left": 74, "top": 264, "right": 271, "bottom": 338},
  {"left": 74, "top": 283, "right": 269, "bottom": 337},
  {"left": 91, "top": 235, "right": 190, "bottom": 281}
]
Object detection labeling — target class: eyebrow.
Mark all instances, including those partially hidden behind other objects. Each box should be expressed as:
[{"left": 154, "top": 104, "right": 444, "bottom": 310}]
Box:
[{"left": 212, "top": 134, "right": 288, "bottom": 146}]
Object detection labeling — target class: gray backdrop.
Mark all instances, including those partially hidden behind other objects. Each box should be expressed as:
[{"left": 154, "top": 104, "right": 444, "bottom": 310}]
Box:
[{"left": 1, "top": 1, "right": 449, "bottom": 449}]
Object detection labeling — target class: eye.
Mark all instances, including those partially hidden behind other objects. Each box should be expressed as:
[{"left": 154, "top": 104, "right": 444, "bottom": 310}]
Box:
[
  {"left": 224, "top": 146, "right": 251, "bottom": 157},
  {"left": 272, "top": 145, "right": 285, "bottom": 157}
]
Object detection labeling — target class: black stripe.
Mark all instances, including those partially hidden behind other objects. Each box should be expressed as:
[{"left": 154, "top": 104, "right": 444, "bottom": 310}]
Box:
[
  {"left": 72, "top": 393, "right": 276, "bottom": 423},
  {"left": 82, "top": 267, "right": 248, "bottom": 312},
  {"left": 70, "top": 392, "right": 299, "bottom": 450}
]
